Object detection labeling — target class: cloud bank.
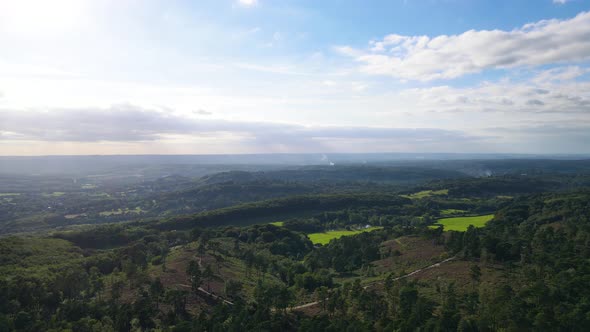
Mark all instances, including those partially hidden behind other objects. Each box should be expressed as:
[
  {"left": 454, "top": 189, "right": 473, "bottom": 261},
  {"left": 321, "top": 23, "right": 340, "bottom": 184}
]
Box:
[
  {"left": 339, "top": 11, "right": 590, "bottom": 81},
  {"left": 0, "top": 105, "right": 482, "bottom": 151}
]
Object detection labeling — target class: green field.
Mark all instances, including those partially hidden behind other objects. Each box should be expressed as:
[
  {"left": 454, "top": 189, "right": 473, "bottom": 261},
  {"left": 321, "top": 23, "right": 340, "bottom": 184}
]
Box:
[
  {"left": 99, "top": 207, "right": 144, "bottom": 216},
  {"left": 270, "top": 221, "right": 284, "bottom": 226},
  {"left": 401, "top": 189, "right": 448, "bottom": 199},
  {"left": 308, "top": 226, "right": 383, "bottom": 245},
  {"left": 42, "top": 192, "right": 66, "bottom": 197},
  {"left": 430, "top": 214, "right": 494, "bottom": 231},
  {"left": 440, "top": 209, "right": 467, "bottom": 216}
]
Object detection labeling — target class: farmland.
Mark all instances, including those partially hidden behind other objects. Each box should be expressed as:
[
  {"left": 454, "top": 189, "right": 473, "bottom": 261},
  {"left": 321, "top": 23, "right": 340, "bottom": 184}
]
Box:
[
  {"left": 98, "top": 207, "right": 145, "bottom": 216},
  {"left": 431, "top": 214, "right": 494, "bottom": 231},
  {"left": 440, "top": 208, "right": 467, "bottom": 216},
  {"left": 401, "top": 189, "right": 448, "bottom": 199},
  {"left": 307, "top": 226, "right": 383, "bottom": 245}
]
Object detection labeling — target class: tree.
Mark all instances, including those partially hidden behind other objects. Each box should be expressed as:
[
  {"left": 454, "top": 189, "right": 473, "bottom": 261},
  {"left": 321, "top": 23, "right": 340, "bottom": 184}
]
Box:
[
  {"left": 14, "top": 311, "right": 32, "bottom": 331},
  {"left": 470, "top": 265, "right": 482, "bottom": 283},
  {"left": 463, "top": 226, "right": 481, "bottom": 258},
  {"left": 274, "top": 284, "right": 294, "bottom": 314},
  {"left": 89, "top": 267, "right": 104, "bottom": 300},
  {"left": 110, "top": 280, "right": 125, "bottom": 302},
  {"left": 399, "top": 285, "right": 418, "bottom": 317},
  {"left": 438, "top": 282, "right": 460, "bottom": 331},
  {"left": 114, "top": 303, "right": 133, "bottom": 332},
  {"left": 202, "top": 264, "right": 214, "bottom": 292},
  {"left": 224, "top": 280, "right": 243, "bottom": 300},
  {"left": 315, "top": 286, "right": 329, "bottom": 312},
  {"left": 186, "top": 260, "right": 202, "bottom": 296},
  {"left": 0, "top": 315, "right": 10, "bottom": 332},
  {"left": 56, "top": 267, "right": 89, "bottom": 299},
  {"left": 133, "top": 291, "right": 156, "bottom": 330},
  {"left": 165, "top": 289, "right": 188, "bottom": 316},
  {"left": 150, "top": 278, "right": 165, "bottom": 309},
  {"left": 233, "top": 238, "right": 241, "bottom": 254},
  {"left": 209, "top": 241, "right": 221, "bottom": 256},
  {"left": 197, "top": 243, "right": 206, "bottom": 260}
]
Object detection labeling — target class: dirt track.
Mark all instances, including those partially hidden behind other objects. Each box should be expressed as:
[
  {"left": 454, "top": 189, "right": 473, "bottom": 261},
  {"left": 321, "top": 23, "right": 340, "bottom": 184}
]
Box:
[{"left": 290, "top": 256, "right": 456, "bottom": 311}]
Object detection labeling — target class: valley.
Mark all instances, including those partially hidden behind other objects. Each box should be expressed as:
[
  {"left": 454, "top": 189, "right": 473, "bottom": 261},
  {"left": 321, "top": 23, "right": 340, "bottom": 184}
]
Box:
[{"left": 1, "top": 156, "right": 590, "bottom": 330}]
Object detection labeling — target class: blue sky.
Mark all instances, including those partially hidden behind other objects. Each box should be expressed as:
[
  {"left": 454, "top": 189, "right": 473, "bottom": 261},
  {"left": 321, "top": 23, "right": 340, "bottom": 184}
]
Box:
[{"left": 0, "top": 0, "right": 589, "bottom": 155}]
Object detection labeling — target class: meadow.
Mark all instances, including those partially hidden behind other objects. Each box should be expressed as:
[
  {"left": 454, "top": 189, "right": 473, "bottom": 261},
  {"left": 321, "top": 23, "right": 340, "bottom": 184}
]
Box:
[
  {"left": 440, "top": 208, "right": 467, "bottom": 216},
  {"left": 41, "top": 191, "right": 66, "bottom": 197},
  {"left": 401, "top": 189, "right": 448, "bottom": 199},
  {"left": 99, "top": 207, "right": 145, "bottom": 216},
  {"left": 307, "top": 226, "right": 383, "bottom": 245},
  {"left": 430, "top": 214, "right": 494, "bottom": 231}
]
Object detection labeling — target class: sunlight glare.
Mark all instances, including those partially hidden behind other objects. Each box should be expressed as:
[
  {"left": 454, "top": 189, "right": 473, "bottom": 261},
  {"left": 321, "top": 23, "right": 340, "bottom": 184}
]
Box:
[{"left": 0, "top": 0, "right": 88, "bottom": 33}]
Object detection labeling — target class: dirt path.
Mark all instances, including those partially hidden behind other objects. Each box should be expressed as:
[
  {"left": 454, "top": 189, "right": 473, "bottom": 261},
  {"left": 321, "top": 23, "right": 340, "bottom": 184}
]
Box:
[
  {"left": 178, "top": 248, "right": 456, "bottom": 311},
  {"left": 177, "top": 255, "right": 235, "bottom": 306},
  {"left": 177, "top": 283, "right": 235, "bottom": 306},
  {"left": 290, "top": 256, "right": 456, "bottom": 311}
]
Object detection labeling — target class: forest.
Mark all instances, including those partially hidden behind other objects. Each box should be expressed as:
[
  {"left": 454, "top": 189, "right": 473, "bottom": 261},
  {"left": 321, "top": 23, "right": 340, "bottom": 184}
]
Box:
[{"left": 1, "top": 157, "right": 590, "bottom": 331}]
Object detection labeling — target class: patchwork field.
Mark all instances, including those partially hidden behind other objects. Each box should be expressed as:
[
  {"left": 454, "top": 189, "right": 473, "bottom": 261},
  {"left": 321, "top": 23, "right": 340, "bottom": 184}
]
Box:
[
  {"left": 430, "top": 214, "right": 494, "bottom": 231},
  {"left": 307, "top": 226, "right": 383, "bottom": 245}
]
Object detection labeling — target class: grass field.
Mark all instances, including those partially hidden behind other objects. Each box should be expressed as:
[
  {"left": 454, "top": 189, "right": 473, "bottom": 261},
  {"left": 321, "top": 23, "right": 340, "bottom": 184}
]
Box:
[
  {"left": 308, "top": 226, "right": 382, "bottom": 245},
  {"left": 42, "top": 192, "right": 66, "bottom": 197},
  {"left": 270, "top": 221, "right": 284, "bottom": 226},
  {"left": 99, "top": 207, "right": 144, "bottom": 216},
  {"left": 440, "top": 209, "right": 467, "bottom": 216},
  {"left": 430, "top": 214, "right": 494, "bottom": 231},
  {"left": 401, "top": 189, "right": 448, "bottom": 199},
  {"left": 65, "top": 213, "right": 87, "bottom": 219}
]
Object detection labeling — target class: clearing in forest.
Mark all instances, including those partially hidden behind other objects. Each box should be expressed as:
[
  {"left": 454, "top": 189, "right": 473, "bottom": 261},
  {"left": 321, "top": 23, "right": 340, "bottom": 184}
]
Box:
[
  {"left": 440, "top": 209, "right": 467, "bottom": 216},
  {"left": 307, "top": 226, "right": 382, "bottom": 245},
  {"left": 401, "top": 189, "right": 448, "bottom": 199},
  {"left": 430, "top": 214, "right": 494, "bottom": 231}
]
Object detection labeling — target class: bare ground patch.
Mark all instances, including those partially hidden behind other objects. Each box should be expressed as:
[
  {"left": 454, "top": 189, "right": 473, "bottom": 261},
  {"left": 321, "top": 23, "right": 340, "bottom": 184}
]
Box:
[{"left": 375, "top": 236, "right": 447, "bottom": 275}]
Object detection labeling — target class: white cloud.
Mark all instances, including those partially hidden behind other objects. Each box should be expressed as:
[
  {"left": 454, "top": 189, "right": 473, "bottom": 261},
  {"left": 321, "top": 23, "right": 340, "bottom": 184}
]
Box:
[
  {"left": 553, "top": 0, "right": 570, "bottom": 4},
  {"left": 340, "top": 11, "right": 590, "bottom": 81},
  {"left": 0, "top": 104, "right": 476, "bottom": 143},
  {"left": 393, "top": 74, "right": 590, "bottom": 116},
  {"left": 0, "top": 104, "right": 489, "bottom": 154},
  {"left": 532, "top": 66, "right": 589, "bottom": 83},
  {"left": 1, "top": 65, "right": 589, "bottom": 154}
]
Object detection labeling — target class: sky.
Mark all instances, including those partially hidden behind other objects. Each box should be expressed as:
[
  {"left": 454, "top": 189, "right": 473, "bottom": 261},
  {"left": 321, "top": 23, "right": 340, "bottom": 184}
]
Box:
[{"left": 1, "top": 0, "right": 590, "bottom": 155}]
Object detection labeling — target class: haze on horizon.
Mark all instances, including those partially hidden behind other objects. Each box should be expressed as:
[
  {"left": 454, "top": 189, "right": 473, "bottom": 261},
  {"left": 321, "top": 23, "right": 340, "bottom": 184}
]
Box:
[{"left": 1, "top": 0, "right": 590, "bottom": 156}]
